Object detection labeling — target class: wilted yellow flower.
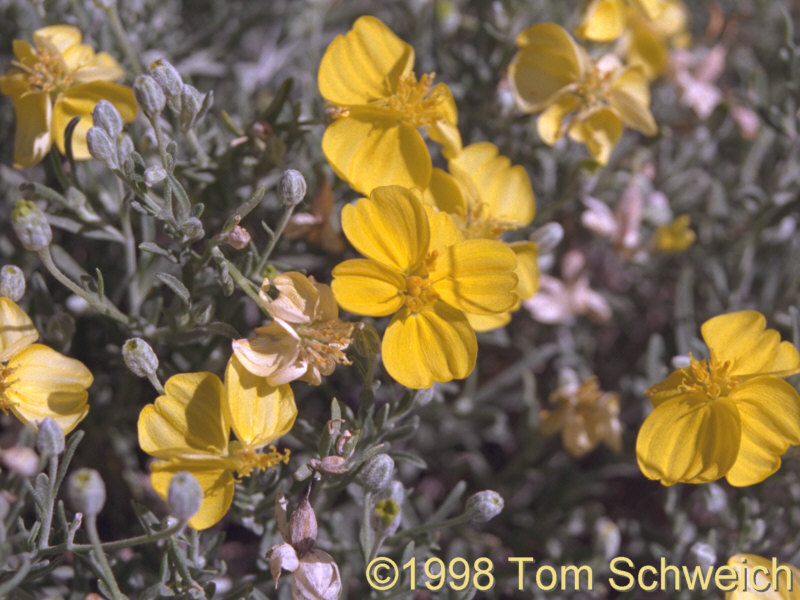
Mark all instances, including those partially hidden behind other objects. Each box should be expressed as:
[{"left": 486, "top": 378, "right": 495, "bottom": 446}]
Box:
[
  {"left": 426, "top": 142, "right": 538, "bottom": 330},
  {"left": 232, "top": 272, "right": 357, "bottom": 386},
  {"left": 726, "top": 554, "right": 800, "bottom": 600},
  {"left": 138, "top": 358, "right": 296, "bottom": 529},
  {"left": 654, "top": 214, "right": 695, "bottom": 253},
  {"left": 637, "top": 311, "right": 800, "bottom": 486},
  {"left": 576, "top": 0, "right": 690, "bottom": 79},
  {"left": 0, "top": 297, "right": 92, "bottom": 434},
  {"left": 0, "top": 25, "right": 137, "bottom": 169},
  {"left": 539, "top": 376, "right": 622, "bottom": 457},
  {"left": 318, "top": 16, "right": 460, "bottom": 195},
  {"left": 331, "top": 185, "right": 518, "bottom": 388},
  {"left": 508, "top": 23, "right": 657, "bottom": 164}
]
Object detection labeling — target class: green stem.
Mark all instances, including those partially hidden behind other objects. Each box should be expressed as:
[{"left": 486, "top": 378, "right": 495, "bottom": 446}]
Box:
[
  {"left": 38, "top": 247, "right": 131, "bottom": 326},
  {"left": 254, "top": 202, "right": 298, "bottom": 277},
  {"left": 0, "top": 556, "right": 31, "bottom": 596},
  {"left": 385, "top": 513, "right": 471, "bottom": 544},
  {"left": 86, "top": 514, "right": 126, "bottom": 600},
  {"left": 120, "top": 204, "right": 141, "bottom": 315},
  {"left": 211, "top": 247, "right": 268, "bottom": 313},
  {"left": 101, "top": 2, "right": 143, "bottom": 75},
  {"left": 37, "top": 456, "right": 58, "bottom": 550},
  {"left": 147, "top": 372, "right": 165, "bottom": 395}
]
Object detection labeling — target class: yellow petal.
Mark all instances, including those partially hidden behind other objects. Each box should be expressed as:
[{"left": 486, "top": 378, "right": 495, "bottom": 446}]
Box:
[
  {"left": 54, "top": 82, "right": 137, "bottom": 160},
  {"left": 635, "top": 393, "right": 741, "bottom": 485},
  {"left": 322, "top": 116, "right": 431, "bottom": 195},
  {"left": 8, "top": 89, "right": 52, "bottom": 169},
  {"left": 382, "top": 302, "right": 476, "bottom": 388},
  {"left": 331, "top": 259, "right": 405, "bottom": 317},
  {"left": 726, "top": 377, "right": 800, "bottom": 486},
  {"left": 626, "top": 19, "right": 668, "bottom": 80},
  {"left": 151, "top": 460, "right": 234, "bottom": 530},
  {"left": 567, "top": 107, "right": 623, "bottom": 164},
  {"left": 426, "top": 206, "right": 465, "bottom": 252},
  {"left": 511, "top": 241, "right": 539, "bottom": 300},
  {"left": 449, "top": 142, "right": 535, "bottom": 226},
  {"left": 537, "top": 94, "right": 580, "bottom": 145},
  {"left": 10, "top": 40, "right": 38, "bottom": 69},
  {"left": 576, "top": 0, "right": 629, "bottom": 41},
  {"left": 423, "top": 168, "right": 466, "bottom": 217},
  {"left": 33, "top": 25, "right": 82, "bottom": 54},
  {"left": 632, "top": 0, "right": 665, "bottom": 20},
  {"left": 509, "top": 23, "right": 584, "bottom": 112},
  {"left": 0, "top": 297, "right": 39, "bottom": 363},
  {"left": 700, "top": 311, "right": 800, "bottom": 377},
  {"left": 137, "top": 372, "right": 229, "bottom": 460},
  {"left": 430, "top": 239, "right": 518, "bottom": 315},
  {"left": 71, "top": 51, "right": 125, "bottom": 83},
  {"left": 231, "top": 321, "right": 303, "bottom": 381},
  {"left": 608, "top": 66, "right": 658, "bottom": 135},
  {"left": 262, "top": 271, "right": 321, "bottom": 324},
  {"left": 4, "top": 344, "right": 92, "bottom": 434},
  {"left": 318, "top": 15, "right": 414, "bottom": 106},
  {"left": 340, "top": 186, "right": 430, "bottom": 271},
  {"left": 467, "top": 311, "right": 512, "bottom": 332},
  {"left": 425, "top": 83, "right": 462, "bottom": 158},
  {"left": 224, "top": 356, "right": 297, "bottom": 449}
]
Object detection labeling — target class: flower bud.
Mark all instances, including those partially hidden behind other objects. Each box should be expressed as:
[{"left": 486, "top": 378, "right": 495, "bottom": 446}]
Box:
[
  {"left": 292, "top": 550, "right": 342, "bottom": 600},
  {"left": 12, "top": 200, "right": 52, "bottom": 251},
  {"left": 226, "top": 225, "right": 251, "bottom": 250},
  {"left": 92, "top": 100, "right": 123, "bottom": 139},
  {"left": 465, "top": 490, "right": 504, "bottom": 523},
  {"left": 179, "top": 84, "right": 204, "bottom": 130},
  {"left": 289, "top": 496, "right": 318, "bottom": 556},
  {"left": 279, "top": 169, "right": 307, "bottom": 207},
  {"left": 530, "top": 222, "right": 564, "bottom": 254},
  {"left": 66, "top": 468, "right": 106, "bottom": 516},
  {"left": 0, "top": 447, "right": 40, "bottom": 477},
  {"left": 36, "top": 417, "right": 65, "bottom": 457},
  {"left": 86, "top": 127, "right": 119, "bottom": 169},
  {"left": 353, "top": 322, "right": 380, "bottom": 358},
  {"left": 149, "top": 59, "right": 183, "bottom": 97},
  {"left": 180, "top": 217, "right": 205, "bottom": 242},
  {"left": 0, "top": 265, "right": 26, "bottom": 301},
  {"left": 46, "top": 311, "right": 76, "bottom": 351},
  {"left": 143, "top": 165, "right": 167, "bottom": 187},
  {"left": 122, "top": 337, "right": 159, "bottom": 378},
  {"left": 117, "top": 135, "right": 135, "bottom": 165},
  {"left": 167, "top": 472, "right": 203, "bottom": 520},
  {"left": 359, "top": 454, "right": 394, "bottom": 493},
  {"left": 371, "top": 481, "right": 404, "bottom": 536},
  {"left": 134, "top": 74, "right": 167, "bottom": 116}
]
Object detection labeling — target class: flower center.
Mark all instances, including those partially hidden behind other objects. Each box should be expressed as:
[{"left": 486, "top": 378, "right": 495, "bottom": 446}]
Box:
[
  {"left": 403, "top": 251, "right": 441, "bottom": 312},
  {"left": 381, "top": 72, "right": 448, "bottom": 127},
  {"left": 231, "top": 443, "right": 291, "bottom": 479},
  {"left": 458, "top": 203, "right": 518, "bottom": 240},
  {"left": 296, "top": 320, "right": 358, "bottom": 373},
  {"left": 679, "top": 355, "right": 740, "bottom": 400},
  {"left": 13, "top": 48, "right": 73, "bottom": 95}
]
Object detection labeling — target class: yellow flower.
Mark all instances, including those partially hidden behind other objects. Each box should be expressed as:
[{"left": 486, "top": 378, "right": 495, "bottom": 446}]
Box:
[
  {"left": 425, "top": 142, "right": 538, "bottom": 331},
  {"left": 331, "top": 185, "right": 518, "bottom": 388},
  {"left": 654, "top": 214, "right": 695, "bottom": 253},
  {"left": 726, "top": 554, "right": 800, "bottom": 600},
  {"left": 232, "top": 272, "right": 358, "bottom": 386},
  {"left": 539, "top": 376, "right": 622, "bottom": 457},
  {"left": 576, "top": 0, "right": 690, "bottom": 79},
  {"left": 318, "top": 16, "right": 460, "bottom": 195},
  {"left": 137, "top": 357, "right": 296, "bottom": 530},
  {"left": 637, "top": 311, "right": 800, "bottom": 486},
  {"left": 0, "top": 25, "right": 137, "bottom": 169},
  {"left": 508, "top": 23, "right": 657, "bottom": 164},
  {"left": 0, "top": 297, "right": 93, "bottom": 434}
]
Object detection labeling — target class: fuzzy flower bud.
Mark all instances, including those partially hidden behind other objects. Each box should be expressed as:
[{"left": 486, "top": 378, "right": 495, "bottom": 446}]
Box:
[
  {"left": 371, "top": 481, "right": 404, "bottom": 536},
  {"left": 0, "top": 447, "right": 40, "bottom": 477},
  {"left": 359, "top": 454, "right": 395, "bottom": 493},
  {"left": 149, "top": 59, "right": 183, "bottom": 97},
  {"left": 292, "top": 549, "right": 342, "bottom": 600},
  {"left": 226, "top": 225, "right": 251, "bottom": 250},
  {"left": 0, "top": 265, "right": 26, "bottom": 301},
  {"left": 353, "top": 322, "right": 380, "bottom": 358},
  {"left": 143, "top": 165, "right": 167, "bottom": 187},
  {"left": 86, "top": 127, "right": 119, "bottom": 169},
  {"left": 12, "top": 200, "right": 52, "bottom": 251},
  {"left": 92, "top": 100, "right": 123, "bottom": 139},
  {"left": 180, "top": 217, "right": 205, "bottom": 242},
  {"left": 290, "top": 496, "right": 318, "bottom": 556},
  {"left": 530, "top": 222, "right": 564, "bottom": 254},
  {"left": 279, "top": 169, "right": 307, "bottom": 207},
  {"left": 167, "top": 472, "right": 203, "bottom": 520},
  {"left": 465, "top": 490, "right": 504, "bottom": 523},
  {"left": 66, "top": 468, "right": 106, "bottom": 516},
  {"left": 122, "top": 338, "right": 159, "bottom": 378},
  {"left": 36, "top": 418, "right": 66, "bottom": 457},
  {"left": 179, "top": 84, "right": 205, "bottom": 129},
  {"left": 134, "top": 74, "right": 167, "bottom": 116}
]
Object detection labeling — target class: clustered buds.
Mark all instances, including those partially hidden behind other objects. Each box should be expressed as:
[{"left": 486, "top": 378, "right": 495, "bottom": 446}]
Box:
[
  {"left": 12, "top": 200, "right": 52, "bottom": 251},
  {"left": 0, "top": 265, "right": 26, "bottom": 301},
  {"left": 133, "top": 74, "right": 167, "bottom": 116}
]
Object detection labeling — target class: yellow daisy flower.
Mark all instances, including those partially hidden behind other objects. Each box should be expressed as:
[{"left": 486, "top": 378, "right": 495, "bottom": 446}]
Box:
[
  {"left": 318, "top": 15, "right": 460, "bottom": 195},
  {"left": 508, "top": 23, "right": 657, "bottom": 164},
  {"left": 331, "top": 185, "right": 518, "bottom": 388},
  {"left": 726, "top": 554, "right": 800, "bottom": 599},
  {"left": 0, "top": 297, "right": 93, "bottom": 434},
  {"left": 137, "top": 357, "right": 296, "bottom": 529},
  {"left": 0, "top": 25, "right": 137, "bottom": 168},
  {"left": 576, "top": 0, "right": 690, "bottom": 79},
  {"left": 637, "top": 311, "right": 800, "bottom": 486},
  {"left": 232, "top": 271, "right": 358, "bottom": 386},
  {"left": 425, "top": 142, "right": 539, "bottom": 330}
]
